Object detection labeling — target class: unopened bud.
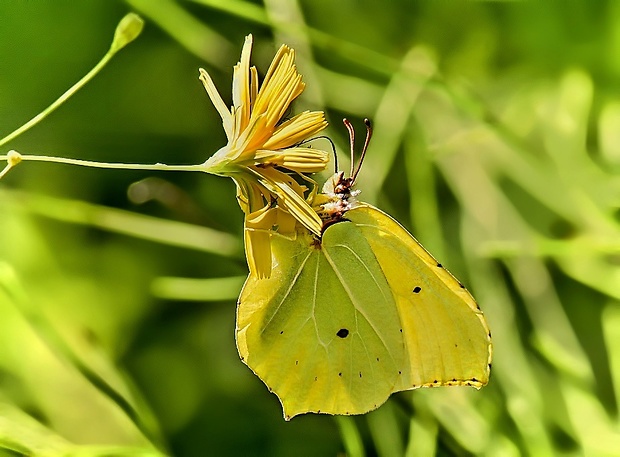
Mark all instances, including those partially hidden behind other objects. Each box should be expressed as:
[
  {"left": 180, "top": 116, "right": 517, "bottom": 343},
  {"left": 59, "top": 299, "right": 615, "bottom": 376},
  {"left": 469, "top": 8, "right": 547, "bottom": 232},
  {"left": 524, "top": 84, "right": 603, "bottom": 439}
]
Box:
[
  {"left": 110, "top": 13, "right": 144, "bottom": 53},
  {"left": 7, "top": 150, "right": 22, "bottom": 167}
]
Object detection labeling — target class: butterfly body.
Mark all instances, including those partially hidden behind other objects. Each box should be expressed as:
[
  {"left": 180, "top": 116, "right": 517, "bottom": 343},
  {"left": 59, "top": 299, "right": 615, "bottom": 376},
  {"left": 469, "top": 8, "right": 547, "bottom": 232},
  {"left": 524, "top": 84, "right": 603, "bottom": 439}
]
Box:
[{"left": 236, "top": 198, "right": 492, "bottom": 419}]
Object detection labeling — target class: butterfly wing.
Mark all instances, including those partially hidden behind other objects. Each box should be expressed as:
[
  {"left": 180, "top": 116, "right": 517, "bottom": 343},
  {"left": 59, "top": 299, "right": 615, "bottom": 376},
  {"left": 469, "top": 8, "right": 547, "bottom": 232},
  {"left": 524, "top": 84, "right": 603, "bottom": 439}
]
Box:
[
  {"left": 346, "top": 204, "right": 492, "bottom": 390},
  {"left": 236, "top": 203, "right": 491, "bottom": 419},
  {"left": 236, "top": 224, "right": 406, "bottom": 420}
]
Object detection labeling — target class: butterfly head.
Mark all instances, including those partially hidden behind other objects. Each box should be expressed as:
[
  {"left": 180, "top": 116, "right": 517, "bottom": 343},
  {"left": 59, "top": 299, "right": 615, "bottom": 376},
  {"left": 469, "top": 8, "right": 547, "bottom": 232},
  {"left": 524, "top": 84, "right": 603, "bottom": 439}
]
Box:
[{"left": 314, "top": 119, "right": 371, "bottom": 230}]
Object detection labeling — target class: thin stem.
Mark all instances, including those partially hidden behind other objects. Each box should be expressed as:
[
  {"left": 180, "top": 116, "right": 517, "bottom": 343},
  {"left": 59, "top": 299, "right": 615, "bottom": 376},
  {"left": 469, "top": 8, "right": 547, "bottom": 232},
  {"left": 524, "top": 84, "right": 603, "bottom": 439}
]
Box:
[
  {"left": 0, "top": 13, "right": 143, "bottom": 149},
  {"left": 0, "top": 162, "right": 12, "bottom": 180},
  {"left": 0, "top": 153, "right": 206, "bottom": 173},
  {"left": 0, "top": 56, "right": 111, "bottom": 149}
]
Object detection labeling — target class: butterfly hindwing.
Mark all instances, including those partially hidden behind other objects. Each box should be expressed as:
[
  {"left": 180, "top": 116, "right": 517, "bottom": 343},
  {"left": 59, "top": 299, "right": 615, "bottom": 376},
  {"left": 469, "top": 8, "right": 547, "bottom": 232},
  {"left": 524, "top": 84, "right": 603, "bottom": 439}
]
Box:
[{"left": 237, "top": 219, "right": 405, "bottom": 419}]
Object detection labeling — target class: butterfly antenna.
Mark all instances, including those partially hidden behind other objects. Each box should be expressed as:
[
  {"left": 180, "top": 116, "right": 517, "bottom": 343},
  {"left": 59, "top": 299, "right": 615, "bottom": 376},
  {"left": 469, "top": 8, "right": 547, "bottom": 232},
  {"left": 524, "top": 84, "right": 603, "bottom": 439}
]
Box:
[
  {"left": 325, "top": 135, "right": 339, "bottom": 174},
  {"left": 298, "top": 135, "right": 338, "bottom": 173},
  {"left": 351, "top": 118, "right": 372, "bottom": 184},
  {"left": 343, "top": 118, "right": 356, "bottom": 177}
]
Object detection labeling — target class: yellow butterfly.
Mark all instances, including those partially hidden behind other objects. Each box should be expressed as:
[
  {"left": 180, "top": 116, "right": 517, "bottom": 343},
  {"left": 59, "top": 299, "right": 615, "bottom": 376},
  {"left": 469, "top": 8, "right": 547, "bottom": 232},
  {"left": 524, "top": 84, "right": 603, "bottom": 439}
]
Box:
[{"left": 236, "top": 119, "right": 492, "bottom": 420}]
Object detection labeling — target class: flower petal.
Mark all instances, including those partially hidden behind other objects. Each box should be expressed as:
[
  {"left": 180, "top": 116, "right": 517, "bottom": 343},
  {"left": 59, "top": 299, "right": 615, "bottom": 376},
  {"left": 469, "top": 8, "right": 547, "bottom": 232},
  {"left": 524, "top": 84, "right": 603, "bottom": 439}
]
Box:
[
  {"left": 244, "top": 226, "right": 271, "bottom": 279},
  {"left": 199, "top": 68, "right": 233, "bottom": 141},
  {"left": 244, "top": 201, "right": 277, "bottom": 278},
  {"left": 232, "top": 34, "right": 253, "bottom": 133},
  {"left": 263, "top": 111, "right": 327, "bottom": 150},
  {"left": 250, "top": 66, "right": 258, "bottom": 108},
  {"left": 250, "top": 167, "right": 323, "bottom": 236},
  {"left": 233, "top": 113, "right": 270, "bottom": 161},
  {"left": 279, "top": 149, "right": 329, "bottom": 172},
  {"left": 274, "top": 206, "right": 298, "bottom": 234},
  {"left": 254, "top": 147, "right": 328, "bottom": 173},
  {"left": 249, "top": 45, "right": 305, "bottom": 143}
]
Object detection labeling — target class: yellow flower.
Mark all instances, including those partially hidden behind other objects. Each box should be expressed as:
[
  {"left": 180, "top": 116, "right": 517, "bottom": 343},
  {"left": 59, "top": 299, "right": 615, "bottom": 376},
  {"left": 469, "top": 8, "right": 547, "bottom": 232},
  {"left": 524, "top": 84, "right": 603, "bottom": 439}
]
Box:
[{"left": 199, "top": 34, "right": 328, "bottom": 278}]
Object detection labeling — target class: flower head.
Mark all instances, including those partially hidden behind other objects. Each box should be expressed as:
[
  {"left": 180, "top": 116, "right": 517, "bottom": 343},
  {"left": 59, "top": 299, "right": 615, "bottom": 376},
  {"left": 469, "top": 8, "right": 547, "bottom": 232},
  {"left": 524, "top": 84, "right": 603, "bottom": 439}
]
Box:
[{"left": 199, "top": 35, "right": 328, "bottom": 278}]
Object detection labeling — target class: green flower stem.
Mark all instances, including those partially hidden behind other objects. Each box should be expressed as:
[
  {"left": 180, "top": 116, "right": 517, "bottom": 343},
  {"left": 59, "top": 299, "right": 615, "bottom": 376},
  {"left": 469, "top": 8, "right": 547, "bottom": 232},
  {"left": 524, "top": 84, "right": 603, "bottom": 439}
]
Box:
[{"left": 0, "top": 152, "right": 205, "bottom": 173}]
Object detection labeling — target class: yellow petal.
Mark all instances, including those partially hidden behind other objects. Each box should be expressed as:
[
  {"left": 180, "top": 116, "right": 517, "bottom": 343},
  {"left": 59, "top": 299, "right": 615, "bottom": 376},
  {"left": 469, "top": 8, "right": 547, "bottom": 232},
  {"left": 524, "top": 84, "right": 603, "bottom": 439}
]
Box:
[
  {"left": 262, "top": 44, "right": 292, "bottom": 87},
  {"left": 251, "top": 47, "right": 305, "bottom": 135},
  {"left": 238, "top": 183, "right": 274, "bottom": 279},
  {"left": 233, "top": 113, "right": 270, "bottom": 161},
  {"left": 251, "top": 167, "right": 323, "bottom": 236},
  {"left": 234, "top": 178, "right": 270, "bottom": 216},
  {"left": 234, "top": 180, "right": 250, "bottom": 214},
  {"left": 263, "top": 72, "right": 304, "bottom": 130},
  {"left": 199, "top": 68, "right": 233, "bottom": 141},
  {"left": 250, "top": 66, "right": 258, "bottom": 107},
  {"left": 278, "top": 148, "right": 329, "bottom": 172},
  {"left": 244, "top": 227, "right": 271, "bottom": 279},
  {"left": 246, "top": 202, "right": 278, "bottom": 230},
  {"left": 232, "top": 34, "right": 253, "bottom": 133},
  {"left": 254, "top": 147, "right": 328, "bottom": 173},
  {"left": 262, "top": 111, "right": 328, "bottom": 150},
  {"left": 275, "top": 207, "right": 298, "bottom": 234}
]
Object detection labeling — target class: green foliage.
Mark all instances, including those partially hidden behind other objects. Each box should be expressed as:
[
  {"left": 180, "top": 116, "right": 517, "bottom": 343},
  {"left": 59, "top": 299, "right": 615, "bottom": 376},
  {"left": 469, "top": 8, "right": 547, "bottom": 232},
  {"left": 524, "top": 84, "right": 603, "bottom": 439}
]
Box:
[{"left": 1, "top": 0, "right": 620, "bottom": 455}]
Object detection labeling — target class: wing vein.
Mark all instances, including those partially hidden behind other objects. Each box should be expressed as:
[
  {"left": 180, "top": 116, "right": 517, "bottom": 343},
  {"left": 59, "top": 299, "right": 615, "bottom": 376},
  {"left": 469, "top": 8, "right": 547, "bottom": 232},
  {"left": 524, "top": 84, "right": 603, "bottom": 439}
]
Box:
[
  {"left": 323, "top": 242, "right": 396, "bottom": 365},
  {"left": 259, "top": 249, "right": 313, "bottom": 336}
]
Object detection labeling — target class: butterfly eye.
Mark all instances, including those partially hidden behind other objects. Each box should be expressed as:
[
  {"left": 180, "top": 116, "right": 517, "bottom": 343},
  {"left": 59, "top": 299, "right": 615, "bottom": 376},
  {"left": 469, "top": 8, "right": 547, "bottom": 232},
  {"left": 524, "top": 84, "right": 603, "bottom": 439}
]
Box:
[{"left": 334, "top": 176, "right": 355, "bottom": 195}]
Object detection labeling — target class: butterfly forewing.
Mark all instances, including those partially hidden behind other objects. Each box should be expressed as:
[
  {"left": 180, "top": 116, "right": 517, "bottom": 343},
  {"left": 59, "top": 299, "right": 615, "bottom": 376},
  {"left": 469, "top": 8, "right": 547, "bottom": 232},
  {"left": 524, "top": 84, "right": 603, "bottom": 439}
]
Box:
[{"left": 347, "top": 204, "right": 492, "bottom": 390}]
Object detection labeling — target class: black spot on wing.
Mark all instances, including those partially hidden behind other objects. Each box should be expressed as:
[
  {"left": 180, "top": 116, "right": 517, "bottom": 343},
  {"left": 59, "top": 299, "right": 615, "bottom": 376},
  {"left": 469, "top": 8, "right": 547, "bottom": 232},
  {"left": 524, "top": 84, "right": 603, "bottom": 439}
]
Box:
[
  {"left": 436, "top": 263, "right": 443, "bottom": 268},
  {"left": 412, "top": 286, "right": 422, "bottom": 294},
  {"left": 336, "top": 328, "right": 349, "bottom": 338}
]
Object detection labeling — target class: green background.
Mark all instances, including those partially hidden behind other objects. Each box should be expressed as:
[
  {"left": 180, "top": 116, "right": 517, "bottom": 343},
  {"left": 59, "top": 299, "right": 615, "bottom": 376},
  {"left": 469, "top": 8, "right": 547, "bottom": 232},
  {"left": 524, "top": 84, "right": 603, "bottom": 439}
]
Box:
[{"left": 1, "top": 1, "right": 620, "bottom": 456}]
